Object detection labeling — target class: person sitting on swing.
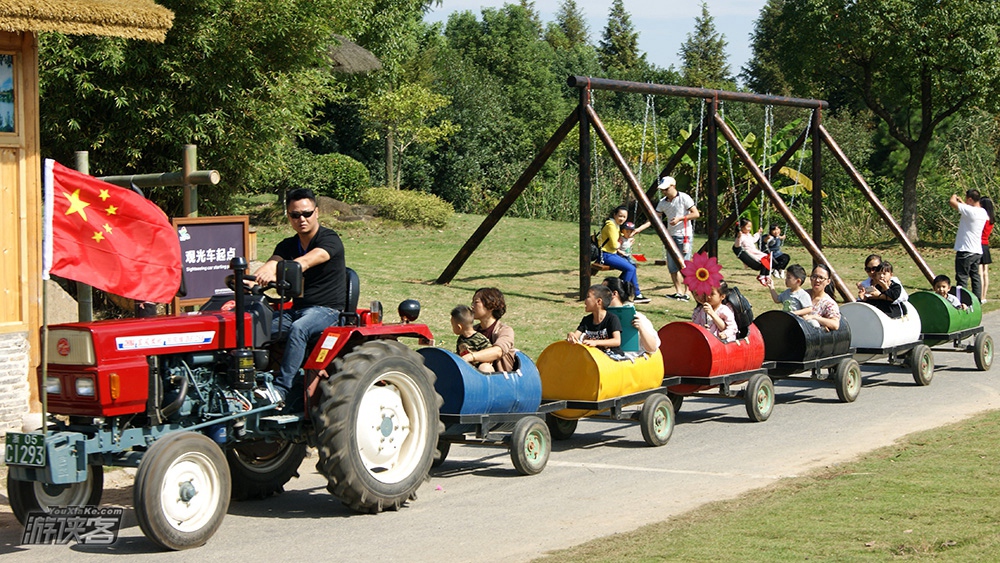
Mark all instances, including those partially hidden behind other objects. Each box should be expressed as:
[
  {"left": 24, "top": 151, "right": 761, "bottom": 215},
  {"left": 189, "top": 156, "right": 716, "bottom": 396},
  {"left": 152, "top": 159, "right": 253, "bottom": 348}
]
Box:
[
  {"left": 734, "top": 218, "right": 789, "bottom": 286},
  {"left": 599, "top": 206, "right": 651, "bottom": 303}
]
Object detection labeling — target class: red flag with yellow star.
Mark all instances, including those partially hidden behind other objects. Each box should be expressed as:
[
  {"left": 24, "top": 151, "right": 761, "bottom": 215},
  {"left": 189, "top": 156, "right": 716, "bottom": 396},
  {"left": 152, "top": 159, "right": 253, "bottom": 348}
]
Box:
[{"left": 42, "top": 159, "right": 181, "bottom": 303}]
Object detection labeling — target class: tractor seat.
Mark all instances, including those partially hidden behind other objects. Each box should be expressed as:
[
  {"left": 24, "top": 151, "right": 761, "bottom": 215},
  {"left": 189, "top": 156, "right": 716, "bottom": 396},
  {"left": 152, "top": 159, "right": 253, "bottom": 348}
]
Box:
[{"left": 340, "top": 267, "right": 361, "bottom": 326}]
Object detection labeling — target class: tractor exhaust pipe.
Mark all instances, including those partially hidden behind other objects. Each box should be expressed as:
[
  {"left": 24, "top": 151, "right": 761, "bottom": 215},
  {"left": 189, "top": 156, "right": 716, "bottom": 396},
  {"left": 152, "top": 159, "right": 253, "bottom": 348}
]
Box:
[{"left": 228, "top": 257, "right": 256, "bottom": 390}]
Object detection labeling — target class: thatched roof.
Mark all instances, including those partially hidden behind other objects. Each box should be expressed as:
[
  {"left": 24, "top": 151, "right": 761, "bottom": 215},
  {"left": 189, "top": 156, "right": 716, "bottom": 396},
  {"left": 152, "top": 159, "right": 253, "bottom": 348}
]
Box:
[
  {"left": 328, "top": 34, "right": 382, "bottom": 74},
  {"left": 0, "top": 0, "right": 174, "bottom": 42}
]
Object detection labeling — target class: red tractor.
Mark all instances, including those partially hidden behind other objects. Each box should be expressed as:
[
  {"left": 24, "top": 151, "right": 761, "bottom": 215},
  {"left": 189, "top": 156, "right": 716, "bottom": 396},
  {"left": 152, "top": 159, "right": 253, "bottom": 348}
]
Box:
[{"left": 4, "top": 258, "right": 442, "bottom": 549}]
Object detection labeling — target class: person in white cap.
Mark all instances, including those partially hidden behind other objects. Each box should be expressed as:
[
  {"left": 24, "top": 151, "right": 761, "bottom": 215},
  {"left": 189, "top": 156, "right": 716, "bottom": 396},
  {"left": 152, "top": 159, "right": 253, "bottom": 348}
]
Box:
[{"left": 635, "top": 176, "right": 699, "bottom": 301}]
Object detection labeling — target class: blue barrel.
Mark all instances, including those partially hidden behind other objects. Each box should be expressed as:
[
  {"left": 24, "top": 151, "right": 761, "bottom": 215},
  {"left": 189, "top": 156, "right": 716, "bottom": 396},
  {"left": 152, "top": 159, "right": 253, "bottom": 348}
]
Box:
[{"left": 418, "top": 348, "right": 542, "bottom": 415}]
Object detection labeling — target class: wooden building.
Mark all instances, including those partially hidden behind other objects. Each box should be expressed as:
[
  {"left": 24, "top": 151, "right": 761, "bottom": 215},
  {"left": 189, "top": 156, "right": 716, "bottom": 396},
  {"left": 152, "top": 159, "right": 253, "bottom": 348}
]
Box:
[{"left": 0, "top": 1, "right": 173, "bottom": 431}]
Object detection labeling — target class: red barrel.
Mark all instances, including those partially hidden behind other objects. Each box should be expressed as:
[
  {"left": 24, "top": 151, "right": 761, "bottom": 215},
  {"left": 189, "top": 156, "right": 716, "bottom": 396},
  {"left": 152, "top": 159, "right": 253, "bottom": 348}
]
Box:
[{"left": 658, "top": 321, "right": 766, "bottom": 394}]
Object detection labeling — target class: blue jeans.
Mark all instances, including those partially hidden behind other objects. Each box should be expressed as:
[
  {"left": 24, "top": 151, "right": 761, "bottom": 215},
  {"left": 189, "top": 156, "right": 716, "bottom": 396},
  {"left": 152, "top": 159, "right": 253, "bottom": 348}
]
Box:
[
  {"left": 271, "top": 306, "right": 340, "bottom": 397},
  {"left": 602, "top": 252, "right": 642, "bottom": 297}
]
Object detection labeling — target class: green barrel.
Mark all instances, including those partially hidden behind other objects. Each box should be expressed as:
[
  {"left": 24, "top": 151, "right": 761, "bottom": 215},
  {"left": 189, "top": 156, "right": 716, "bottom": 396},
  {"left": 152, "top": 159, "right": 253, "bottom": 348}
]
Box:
[{"left": 908, "top": 289, "right": 981, "bottom": 345}]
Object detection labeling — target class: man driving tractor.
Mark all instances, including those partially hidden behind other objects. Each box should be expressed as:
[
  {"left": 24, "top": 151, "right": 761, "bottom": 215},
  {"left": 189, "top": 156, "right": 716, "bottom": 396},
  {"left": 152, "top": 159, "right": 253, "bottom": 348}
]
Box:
[{"left": 254, "top": 188, "right": 346, "bottom": 407}]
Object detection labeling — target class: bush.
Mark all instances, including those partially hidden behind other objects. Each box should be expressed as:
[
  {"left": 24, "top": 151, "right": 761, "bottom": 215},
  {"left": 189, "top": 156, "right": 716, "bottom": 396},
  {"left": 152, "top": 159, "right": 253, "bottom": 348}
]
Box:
[
  {"left": 362, "top": 187, "right": 453, "bottom": 228},
  {"left": 281, "top": 148, "right": 370, "bottom": 203}
]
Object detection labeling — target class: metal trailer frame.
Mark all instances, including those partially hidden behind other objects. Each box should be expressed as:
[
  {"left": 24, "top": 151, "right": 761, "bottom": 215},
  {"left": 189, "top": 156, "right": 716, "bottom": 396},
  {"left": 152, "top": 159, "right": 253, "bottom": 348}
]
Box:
[
  {"left": 768, "top": 352, "right": 862, "bottom": 404},
  {"left": 666, "top": 363, "right": 777, "bottom": 423},
  {"left": 920, "top": 326, "right": 993, "bottom": 371}
]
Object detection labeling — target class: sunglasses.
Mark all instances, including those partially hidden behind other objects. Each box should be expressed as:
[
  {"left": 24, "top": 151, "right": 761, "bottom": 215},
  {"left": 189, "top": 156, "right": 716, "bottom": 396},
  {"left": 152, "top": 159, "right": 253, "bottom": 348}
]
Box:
[
  {"left": 865, "top": 265, "right": 881, "bottom": 272},
  {"left": 288, "top": 209, "right": 316, "bottom": 220}
]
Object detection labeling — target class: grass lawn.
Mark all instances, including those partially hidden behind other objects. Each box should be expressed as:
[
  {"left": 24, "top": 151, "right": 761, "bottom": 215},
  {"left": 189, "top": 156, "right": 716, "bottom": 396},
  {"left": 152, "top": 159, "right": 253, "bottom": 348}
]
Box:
[
  {"left": 537, "top": 408, "right": 1000, "bottom": 562},
  {"left": 254, "top": 212, "right": 979, "bottom": 358}
]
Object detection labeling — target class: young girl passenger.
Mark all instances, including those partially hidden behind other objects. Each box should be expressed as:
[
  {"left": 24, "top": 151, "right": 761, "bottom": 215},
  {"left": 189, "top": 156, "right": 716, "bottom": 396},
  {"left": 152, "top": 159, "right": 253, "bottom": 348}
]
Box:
[{"left": 692, "top": 282, "right": 738, "bottom": 342}]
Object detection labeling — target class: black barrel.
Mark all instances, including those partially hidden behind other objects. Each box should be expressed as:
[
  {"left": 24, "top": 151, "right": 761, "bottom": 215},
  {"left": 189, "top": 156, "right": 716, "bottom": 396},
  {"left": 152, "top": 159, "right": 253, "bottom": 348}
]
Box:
[{"left": 755, "top": 310, "right": 852, "bottom": 363}]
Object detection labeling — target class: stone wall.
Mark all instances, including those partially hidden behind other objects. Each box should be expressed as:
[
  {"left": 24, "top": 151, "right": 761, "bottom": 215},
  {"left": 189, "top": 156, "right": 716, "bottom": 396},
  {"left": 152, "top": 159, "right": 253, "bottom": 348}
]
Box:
[{"left": 0, "top": 332, "right": 29, "bottom": 432}]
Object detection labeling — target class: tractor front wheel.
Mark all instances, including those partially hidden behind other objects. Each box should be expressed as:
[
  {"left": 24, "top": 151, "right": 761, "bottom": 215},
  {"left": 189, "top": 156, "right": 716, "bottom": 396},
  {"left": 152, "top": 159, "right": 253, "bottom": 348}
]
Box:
[
  {"left": 313, "top": 340, "right": 442, "bottom": 513},
  {"left": 134, "top": 431, "right": 231, "bottom": 550},
  {"left": 7, "top": 465, "right": 104, "bottom": 524}
]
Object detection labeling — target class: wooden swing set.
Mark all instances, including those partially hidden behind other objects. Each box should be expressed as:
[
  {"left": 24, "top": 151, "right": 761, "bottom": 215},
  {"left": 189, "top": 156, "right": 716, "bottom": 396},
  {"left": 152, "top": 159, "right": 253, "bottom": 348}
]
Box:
[{"left": 437, "top": 76, "right": 934, "bottom": 300}]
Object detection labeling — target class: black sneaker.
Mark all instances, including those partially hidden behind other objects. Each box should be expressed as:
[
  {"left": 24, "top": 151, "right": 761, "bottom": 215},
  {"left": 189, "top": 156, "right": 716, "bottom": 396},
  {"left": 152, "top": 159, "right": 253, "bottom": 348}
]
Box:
[
  {"left": 677, "top": 294, "right": 690, "bottom": 302},
  {"left": 634, "top": 295, "right": 651, "bottom": 304}
]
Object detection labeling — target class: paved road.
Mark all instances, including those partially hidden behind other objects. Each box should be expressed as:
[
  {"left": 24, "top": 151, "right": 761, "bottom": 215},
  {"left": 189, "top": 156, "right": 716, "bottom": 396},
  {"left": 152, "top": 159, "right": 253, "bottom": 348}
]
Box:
[{"left": 2, "top": 313, "right": 999, "bottom": 562}]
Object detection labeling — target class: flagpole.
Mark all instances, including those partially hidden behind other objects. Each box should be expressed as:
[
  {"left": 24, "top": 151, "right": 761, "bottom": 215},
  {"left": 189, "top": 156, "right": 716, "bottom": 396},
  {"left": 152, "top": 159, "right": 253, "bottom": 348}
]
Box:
[{"left": 40, "top": 276, "right": 48, "bottom": 435}]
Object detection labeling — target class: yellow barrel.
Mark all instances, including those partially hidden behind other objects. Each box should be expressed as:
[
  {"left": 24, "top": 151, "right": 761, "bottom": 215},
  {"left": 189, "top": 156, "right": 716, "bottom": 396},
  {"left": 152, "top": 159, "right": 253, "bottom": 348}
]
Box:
[{"left": 537, "top": 340, "right": 664, "bottom": 419}]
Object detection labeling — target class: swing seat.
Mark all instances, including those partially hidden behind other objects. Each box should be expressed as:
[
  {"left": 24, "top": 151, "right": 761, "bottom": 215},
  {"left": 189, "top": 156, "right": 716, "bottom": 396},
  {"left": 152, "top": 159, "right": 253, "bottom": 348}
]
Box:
[{"left": 591, "top": 262, "right": 611, "bottom": 274}]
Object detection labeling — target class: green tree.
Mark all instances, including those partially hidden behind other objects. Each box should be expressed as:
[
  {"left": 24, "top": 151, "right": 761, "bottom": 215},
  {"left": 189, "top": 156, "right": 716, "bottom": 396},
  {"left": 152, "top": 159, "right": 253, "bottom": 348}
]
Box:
[
  {"left": 679, "top": 1, "right": 732, "bottom": 89},
  {"left": 545, "top": 0, "right": 590, "bottom": 50},
  {"left": 598, "top": 0, "right": 645, "bottom": 75},
  {"left": 361, "top": 82, "right": 459, "bottom": 189},
  {"left": 39, "top": 0, "right": 354, "bottom": 214},
  {"left": 755, "top": 0, "right": 1000, "bottom": 240},
  {"left": 741, "top": 0, "right": 791, "bottom": 95}
]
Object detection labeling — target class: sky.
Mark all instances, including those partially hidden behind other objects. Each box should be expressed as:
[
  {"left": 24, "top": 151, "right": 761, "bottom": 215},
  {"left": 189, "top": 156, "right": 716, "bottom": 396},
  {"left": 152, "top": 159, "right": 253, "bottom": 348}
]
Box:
[{"left": 425, "top": 0, "right": 769, "bottom": 81}]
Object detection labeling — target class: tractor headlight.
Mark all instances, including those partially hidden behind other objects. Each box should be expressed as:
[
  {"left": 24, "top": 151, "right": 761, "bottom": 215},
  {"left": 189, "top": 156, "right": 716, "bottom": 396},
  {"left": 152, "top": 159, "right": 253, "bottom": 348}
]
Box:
[
  {"left": 45, "top": 376, "right": 61, "bottom": 395},
  {"left": 75, "top": 377, "right": 96, "bottom": 397}
]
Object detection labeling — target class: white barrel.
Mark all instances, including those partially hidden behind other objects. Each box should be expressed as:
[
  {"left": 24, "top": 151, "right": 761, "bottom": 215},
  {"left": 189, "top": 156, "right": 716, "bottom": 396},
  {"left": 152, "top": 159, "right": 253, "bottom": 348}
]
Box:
[{"left": 840, "top": 302, "right": 922, "bottom": 356}]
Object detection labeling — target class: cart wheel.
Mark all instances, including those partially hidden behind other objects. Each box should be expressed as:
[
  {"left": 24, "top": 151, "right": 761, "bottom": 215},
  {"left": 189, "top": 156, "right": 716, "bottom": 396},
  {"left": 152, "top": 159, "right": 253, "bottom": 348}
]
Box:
[
  {"left": 744, "top": 373, "right": 774, "bottom": 422},
  {"left": 910, "top": 344, "right": 934, "bottom": 386},
  {"left": 639, "top": 393, "right": 674, "bottom": 447},
  {"left": 510, "top": 417, "right": 550, "bottom": 476},
  {"left": 432, "top": 440, "right": 450, "bottom": 468},
  {"left": 833, "top": 359, "right": 862, "bottom": 403},
  {"left": 545, "top": 413, "right": 578, "bottom": 440},
  {"left": 668, "top": 392, "right": 684, "bottom": 414},
  {"left": 974, "top": 333, "right": 993, "bottom": 371}
]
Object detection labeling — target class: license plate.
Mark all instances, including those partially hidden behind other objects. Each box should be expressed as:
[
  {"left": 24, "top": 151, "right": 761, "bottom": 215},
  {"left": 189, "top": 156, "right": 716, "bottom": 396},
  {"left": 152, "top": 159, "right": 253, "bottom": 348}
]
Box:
[{"left": 4, "top": 432, "right": 45, "bottom": 467}]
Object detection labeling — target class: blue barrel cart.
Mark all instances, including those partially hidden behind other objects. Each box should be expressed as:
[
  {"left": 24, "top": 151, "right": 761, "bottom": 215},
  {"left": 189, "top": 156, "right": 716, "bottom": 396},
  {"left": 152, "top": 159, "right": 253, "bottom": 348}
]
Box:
[
  {"left": 839, "top": 302, "right": 934, "bottom": 386},
  {"left": 419, "top": 348, "right": 564, "bottom": 475},
  {"left": 909, "top": 289, "right": 993, "bottom": 371},
  {"left": 536, "top": 342, "right": 679, "bottom": 447},
  {"left": 754, "top": 311, "right": 862, "bottom": 403}
]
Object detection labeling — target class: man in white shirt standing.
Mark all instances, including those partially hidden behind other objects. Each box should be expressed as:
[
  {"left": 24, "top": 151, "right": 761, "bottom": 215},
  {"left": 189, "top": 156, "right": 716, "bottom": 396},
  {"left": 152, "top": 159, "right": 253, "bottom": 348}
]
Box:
[
  {"left": 636, "top": 176, "right": 700, "bottom": 301},
  {"left": 950, "top": 189, "right": 989, "bottom": 301}
]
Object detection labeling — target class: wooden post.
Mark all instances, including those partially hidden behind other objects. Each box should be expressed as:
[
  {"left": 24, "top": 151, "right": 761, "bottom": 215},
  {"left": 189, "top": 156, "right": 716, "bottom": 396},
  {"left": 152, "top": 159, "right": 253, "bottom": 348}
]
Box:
[
  {"left": 183, "top": 144, "right": 197, "bottom": 217},
  {"left": 74, "top": 151, "right": 93, "bottom": 322},
  {"left": 812, "top": 109, "right": 823, "bottom": 252},
  {"left": 707, "top": 97, "right": 719, "bottom": 258},
  {"left": 436, "top": 110, "right": 579, "bottom": 285},
  {"left": 819, "top": 125, "right": 935, "bottom": 284},
  {"left": 579, "top": 89, "right": 592, "bottom": 300},
  {"left": 715, "top": 114, "right": 854, "bottom": 301}
]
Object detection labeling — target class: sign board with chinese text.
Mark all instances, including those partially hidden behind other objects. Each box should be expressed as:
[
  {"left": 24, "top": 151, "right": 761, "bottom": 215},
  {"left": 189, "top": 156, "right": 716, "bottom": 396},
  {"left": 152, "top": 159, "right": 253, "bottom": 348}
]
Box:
[{"left": 171, "top": 216, "right": 249, "bottom": 310}]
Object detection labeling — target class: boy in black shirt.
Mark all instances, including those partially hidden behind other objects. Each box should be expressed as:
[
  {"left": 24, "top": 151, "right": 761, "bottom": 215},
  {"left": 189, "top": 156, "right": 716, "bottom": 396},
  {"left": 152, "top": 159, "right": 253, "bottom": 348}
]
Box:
[{"left": 567, "top": 284, "right": 623, "bottom": 355}]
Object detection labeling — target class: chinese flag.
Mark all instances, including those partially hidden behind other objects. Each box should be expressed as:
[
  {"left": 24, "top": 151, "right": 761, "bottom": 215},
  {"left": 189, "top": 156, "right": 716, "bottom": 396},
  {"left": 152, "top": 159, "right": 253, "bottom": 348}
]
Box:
[{"left": 42, "top": 159, "right": 181, "bottom": 303}]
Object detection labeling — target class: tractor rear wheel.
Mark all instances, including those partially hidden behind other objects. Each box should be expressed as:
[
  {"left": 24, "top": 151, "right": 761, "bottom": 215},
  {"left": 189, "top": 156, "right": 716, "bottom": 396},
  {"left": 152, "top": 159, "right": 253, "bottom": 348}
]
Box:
[
  {"left": 7, "top": 465, "right": 104, "bottom": 524},
  {"left": 313, "top": 340, "right": 442, "bottom": 513},
  {"left": 226, "top": 440, "right": 307, "bottom": 500}
]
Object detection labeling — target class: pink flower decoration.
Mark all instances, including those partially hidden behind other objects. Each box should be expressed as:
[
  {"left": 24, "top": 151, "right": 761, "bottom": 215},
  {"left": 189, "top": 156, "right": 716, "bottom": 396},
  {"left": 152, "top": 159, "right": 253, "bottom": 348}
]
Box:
[{"left": 681, "top": 252, "right": 724, "bottom": 296}]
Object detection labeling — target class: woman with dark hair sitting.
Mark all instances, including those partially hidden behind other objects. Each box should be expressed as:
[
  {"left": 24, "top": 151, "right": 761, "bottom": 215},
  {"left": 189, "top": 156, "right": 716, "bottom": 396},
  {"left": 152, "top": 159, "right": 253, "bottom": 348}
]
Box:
[
  {"left": 465, "top": 287, "right": 516, "bottom": 372},
  {"left": 598, "top": 206, "right": 650, "bottom": 303},
  {"left": 734, "top": 218, "right": 790, "bottom": 286}
]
